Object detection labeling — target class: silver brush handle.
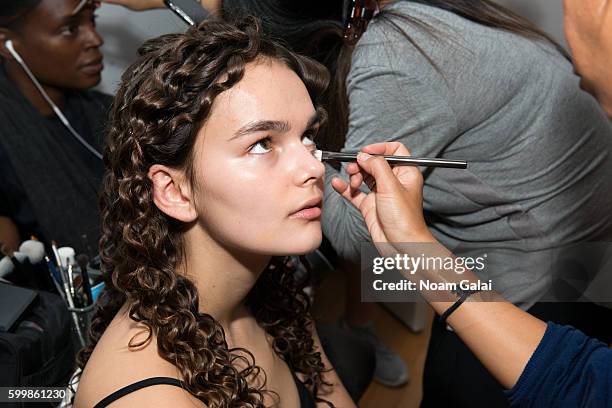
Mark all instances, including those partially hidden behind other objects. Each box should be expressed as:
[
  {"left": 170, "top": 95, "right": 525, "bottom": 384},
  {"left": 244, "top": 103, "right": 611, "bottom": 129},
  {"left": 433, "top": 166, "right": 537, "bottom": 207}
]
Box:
[{"left": 322, "top": 151, "right": 467, "bottom": 169}]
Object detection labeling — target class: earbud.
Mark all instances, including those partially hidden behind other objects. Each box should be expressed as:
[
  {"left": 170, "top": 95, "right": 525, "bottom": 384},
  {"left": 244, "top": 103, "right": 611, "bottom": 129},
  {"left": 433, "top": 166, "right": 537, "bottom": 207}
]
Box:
[
  {"left": 4, "top": 39, "right": 22, "bottom": 63},
  {"left": 2, "top": 36, "right": 103, "bottom": 160}
]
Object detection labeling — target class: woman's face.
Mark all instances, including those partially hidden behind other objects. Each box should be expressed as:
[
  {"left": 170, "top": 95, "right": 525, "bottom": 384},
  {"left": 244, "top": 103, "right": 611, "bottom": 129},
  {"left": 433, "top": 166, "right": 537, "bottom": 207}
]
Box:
[
  {"left": 191, "top": 58, "right": 325, "bottom": 256},
  {"left": 5, "top": 0, "right": 103, "bottom": 90}
]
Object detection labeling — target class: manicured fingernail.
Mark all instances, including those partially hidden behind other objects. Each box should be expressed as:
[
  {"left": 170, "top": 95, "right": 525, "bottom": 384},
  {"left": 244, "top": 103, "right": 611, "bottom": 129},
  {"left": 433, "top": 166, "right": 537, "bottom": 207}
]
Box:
[{"left": 357, "top": 152, "right": 371, "bottom": 161}]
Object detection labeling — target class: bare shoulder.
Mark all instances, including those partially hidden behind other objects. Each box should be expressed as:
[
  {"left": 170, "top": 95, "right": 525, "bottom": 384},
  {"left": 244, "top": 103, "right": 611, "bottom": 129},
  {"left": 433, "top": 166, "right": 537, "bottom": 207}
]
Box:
[{"left": 74, "top": 306, "right": 204, "bottom": 408}]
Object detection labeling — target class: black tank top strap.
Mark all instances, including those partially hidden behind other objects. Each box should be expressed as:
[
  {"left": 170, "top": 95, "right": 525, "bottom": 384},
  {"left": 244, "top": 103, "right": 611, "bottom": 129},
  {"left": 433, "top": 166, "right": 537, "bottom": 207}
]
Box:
[
  {"left": 93, "top": 376, "right": 184, "bottom": 408},
  {"left": 292, "top": 370, "right": 317, "bottom": 408},
  {"left": 94, "top": 374, "right": 316, "bottom": 407}
]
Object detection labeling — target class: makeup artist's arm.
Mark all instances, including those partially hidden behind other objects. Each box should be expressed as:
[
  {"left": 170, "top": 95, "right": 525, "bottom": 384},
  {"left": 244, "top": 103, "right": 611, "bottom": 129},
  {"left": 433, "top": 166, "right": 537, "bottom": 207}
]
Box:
[
  {"left": 331, "top": 142, "right": 612, "bottom": 407},
  {"left": 331, "top": 141, "right": 545, "bottom": 389}
]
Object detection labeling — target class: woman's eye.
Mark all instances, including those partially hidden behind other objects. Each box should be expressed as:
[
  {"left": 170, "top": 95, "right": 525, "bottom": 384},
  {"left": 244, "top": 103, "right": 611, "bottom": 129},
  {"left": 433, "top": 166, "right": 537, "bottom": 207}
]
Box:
[
  {"left": 249, "top": 137, "right": 273, "bottom": 154},
  {"left": 61, "top": 24, "right": 79, "bottom": 36},
  {"left": 302, "top": 134, "right": 316, "bottom": 147}
]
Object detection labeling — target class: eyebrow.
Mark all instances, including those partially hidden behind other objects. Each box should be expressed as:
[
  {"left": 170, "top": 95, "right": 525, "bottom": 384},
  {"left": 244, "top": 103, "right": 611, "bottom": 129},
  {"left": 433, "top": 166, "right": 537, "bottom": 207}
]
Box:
[{"left": 230, "top": 112, "right": 321, "bottom": 141}]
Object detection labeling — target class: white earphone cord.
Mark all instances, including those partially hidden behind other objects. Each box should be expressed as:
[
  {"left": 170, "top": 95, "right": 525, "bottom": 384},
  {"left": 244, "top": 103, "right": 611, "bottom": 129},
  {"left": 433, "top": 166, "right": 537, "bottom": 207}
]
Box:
[{"left": 5, "top": 40, "right": 103, "bottom": 160}]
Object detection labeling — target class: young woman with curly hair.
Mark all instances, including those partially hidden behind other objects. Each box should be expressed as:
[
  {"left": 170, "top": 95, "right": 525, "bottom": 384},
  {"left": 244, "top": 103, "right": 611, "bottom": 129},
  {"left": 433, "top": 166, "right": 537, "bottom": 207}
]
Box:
[{"left": 73, "top": 17, "right": 354, "bottom": 408}]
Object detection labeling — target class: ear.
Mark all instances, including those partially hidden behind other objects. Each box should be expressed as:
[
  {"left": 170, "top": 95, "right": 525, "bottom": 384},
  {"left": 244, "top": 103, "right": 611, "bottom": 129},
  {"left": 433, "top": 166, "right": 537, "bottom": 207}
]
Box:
[
  {"left": 148, "top": 164, "right": 198, "bottom": 223},
  {"left": 0, "top": 29, "right": 15, "bottom": 60}
]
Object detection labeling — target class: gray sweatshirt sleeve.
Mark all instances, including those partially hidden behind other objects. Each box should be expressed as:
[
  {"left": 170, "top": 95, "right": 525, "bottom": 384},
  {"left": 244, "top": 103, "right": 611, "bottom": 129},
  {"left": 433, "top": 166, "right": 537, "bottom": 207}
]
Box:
[{"left": 322, "top": 38, "right": 459, "bottom": 263}]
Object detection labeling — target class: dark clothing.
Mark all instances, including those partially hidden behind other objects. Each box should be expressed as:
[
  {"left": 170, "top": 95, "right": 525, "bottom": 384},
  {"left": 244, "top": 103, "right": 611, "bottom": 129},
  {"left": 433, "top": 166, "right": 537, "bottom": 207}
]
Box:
[
  {"left": 92, "top": 375, "right": 315, "bottom": 408},
  {"left": 507, "top": 322, "right": 612, "bottom": 407},
  {"left": 317, "top": 323, "right": 376, "bottom": 403},
  {"left": 421, "top": 302, "right": 612, "bottom": 408},
  {"left": 0, "top": 65, "right": 111, "bottom": 251},
  {"left": 421, "top": 313, "right": 511, "bottom": 408}
]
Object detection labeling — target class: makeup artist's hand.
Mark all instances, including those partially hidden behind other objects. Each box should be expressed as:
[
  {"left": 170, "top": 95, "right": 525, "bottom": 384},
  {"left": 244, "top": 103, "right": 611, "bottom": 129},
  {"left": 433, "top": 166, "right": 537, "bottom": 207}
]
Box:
[
  {"left": 331, "top": 142, "right": 436, "bottom": 250},
  {"left": 101, "top": 0, "right": 164, "bottom": 10}
]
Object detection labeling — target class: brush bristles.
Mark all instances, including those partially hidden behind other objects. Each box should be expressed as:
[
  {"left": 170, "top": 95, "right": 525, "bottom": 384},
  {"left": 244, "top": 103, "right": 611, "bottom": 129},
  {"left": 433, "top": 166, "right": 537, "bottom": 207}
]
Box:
[{"left": 313, "top": 149, "right": 323, "bottom": 162}]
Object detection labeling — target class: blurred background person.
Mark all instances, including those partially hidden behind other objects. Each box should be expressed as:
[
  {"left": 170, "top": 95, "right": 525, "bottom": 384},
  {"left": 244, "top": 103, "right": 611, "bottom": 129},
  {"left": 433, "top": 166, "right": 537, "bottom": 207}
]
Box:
[{"left": 0, "top": 0, "right": 111, "bottom": 253}]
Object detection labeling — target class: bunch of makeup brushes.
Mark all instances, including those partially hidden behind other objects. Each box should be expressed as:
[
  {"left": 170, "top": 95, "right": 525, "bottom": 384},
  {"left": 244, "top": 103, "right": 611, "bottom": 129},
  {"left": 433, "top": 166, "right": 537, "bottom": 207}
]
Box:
[{"left": 0, "top": 235, "right": 101, "bottom": 347}]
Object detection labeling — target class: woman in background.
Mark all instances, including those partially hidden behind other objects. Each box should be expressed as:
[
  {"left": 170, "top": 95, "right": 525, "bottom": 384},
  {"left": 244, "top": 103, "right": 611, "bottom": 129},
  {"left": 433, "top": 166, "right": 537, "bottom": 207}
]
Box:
[{"left": 0, "top": 0, "right": 110, "bottom": 253}]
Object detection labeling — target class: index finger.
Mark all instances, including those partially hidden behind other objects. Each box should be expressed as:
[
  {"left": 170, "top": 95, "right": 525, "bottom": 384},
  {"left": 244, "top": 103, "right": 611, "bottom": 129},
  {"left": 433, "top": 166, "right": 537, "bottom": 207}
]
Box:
[{"left": 361, "top": 142, "right": 412, "bottom": 157}]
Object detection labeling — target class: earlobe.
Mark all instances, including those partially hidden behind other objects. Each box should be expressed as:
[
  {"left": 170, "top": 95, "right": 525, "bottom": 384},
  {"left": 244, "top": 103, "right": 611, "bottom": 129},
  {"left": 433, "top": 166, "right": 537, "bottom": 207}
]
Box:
[{"left": 148, "top": 164, "right": 197, "bottom": 223}]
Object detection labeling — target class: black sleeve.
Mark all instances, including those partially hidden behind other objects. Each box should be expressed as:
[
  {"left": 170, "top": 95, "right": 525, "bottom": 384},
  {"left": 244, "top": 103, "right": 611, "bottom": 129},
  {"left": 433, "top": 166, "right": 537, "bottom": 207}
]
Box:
[
  {"left": 0, "top": 144, "right": 42, "bottom": 241},
  {"left": 0, "top": 144, "right": 16, "bottom": 217}
]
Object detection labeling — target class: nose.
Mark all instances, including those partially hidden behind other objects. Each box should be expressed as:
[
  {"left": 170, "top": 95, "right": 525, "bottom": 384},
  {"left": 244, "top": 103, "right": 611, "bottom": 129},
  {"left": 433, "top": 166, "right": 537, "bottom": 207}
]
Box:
[
  {"left": 290, "top": 144, "right": 326, "bottom": 186},
  {"left": 82, "top": 24, "right": 104, "bottom": 49}
]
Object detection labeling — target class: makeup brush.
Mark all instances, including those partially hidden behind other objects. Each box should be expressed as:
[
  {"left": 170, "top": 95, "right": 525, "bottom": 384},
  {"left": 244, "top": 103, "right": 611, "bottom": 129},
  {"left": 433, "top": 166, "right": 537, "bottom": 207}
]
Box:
[
  {"left": 313, "top": 150, "right": 467, "bottom": 169},
  {"left": 76, "top": 254, "right": 93, "bottom": 306}
]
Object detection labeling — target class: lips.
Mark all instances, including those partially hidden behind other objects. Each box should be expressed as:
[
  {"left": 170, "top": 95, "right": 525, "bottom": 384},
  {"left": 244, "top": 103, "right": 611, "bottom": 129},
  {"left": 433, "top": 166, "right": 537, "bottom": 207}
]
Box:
[
  {"left": 80, "top": 57, "right": 104, "bottom": 75},
  {"left": 289, "top": 196, "right": 323, "bottom": 220}
]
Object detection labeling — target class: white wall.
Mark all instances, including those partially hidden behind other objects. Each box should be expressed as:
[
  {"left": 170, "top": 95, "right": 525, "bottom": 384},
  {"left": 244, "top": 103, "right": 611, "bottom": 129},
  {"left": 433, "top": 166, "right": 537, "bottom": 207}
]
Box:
[
  {"left": 95, "top": 0, "right": 567, "bottom": 94},
  {"left": 495, "top": 0, "right": 566, "bottom": 46}
]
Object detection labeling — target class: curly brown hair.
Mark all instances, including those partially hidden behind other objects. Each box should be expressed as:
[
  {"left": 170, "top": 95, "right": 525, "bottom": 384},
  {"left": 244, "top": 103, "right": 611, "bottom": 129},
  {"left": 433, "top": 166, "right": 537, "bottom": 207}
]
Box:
[{"left": 74, "top": 17, "right": 333, "bottom": 407}]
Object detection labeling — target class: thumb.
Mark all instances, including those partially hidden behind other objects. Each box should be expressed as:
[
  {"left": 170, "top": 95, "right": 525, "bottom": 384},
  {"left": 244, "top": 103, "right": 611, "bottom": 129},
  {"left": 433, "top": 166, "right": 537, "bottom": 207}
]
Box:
[{"left": 357, "top": 153, "right": 403, "bottom": 194}]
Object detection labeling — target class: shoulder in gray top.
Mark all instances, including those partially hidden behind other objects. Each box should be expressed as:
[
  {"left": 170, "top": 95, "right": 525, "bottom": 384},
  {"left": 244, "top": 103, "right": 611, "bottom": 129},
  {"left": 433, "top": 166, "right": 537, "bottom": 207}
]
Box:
[{"left": 321, "top": 1, "right": 612, "bottom": 308}]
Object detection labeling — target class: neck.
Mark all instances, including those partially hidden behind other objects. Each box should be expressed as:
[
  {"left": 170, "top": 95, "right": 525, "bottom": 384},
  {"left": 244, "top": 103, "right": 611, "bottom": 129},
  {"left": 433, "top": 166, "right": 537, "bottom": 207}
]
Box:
[
  {"left": 4, "top": 59, "right": 65, "bottom": 116},
  {"left": 181, "top": 224, "right": 272, "bottom": 327}
]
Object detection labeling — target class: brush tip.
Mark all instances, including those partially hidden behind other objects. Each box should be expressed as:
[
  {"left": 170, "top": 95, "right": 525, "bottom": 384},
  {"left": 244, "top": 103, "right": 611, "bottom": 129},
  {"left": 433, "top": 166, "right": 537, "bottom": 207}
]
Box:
[{"left": 313, "top": 149, "right": 323, "bottom": 162}]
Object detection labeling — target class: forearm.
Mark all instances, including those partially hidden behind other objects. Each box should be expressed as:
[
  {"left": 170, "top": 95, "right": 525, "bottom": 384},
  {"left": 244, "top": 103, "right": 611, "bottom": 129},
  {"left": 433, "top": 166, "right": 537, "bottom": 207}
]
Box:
[
  {"left": 398, "top": 239, "right": 547, "bottom": 390},
  {"left": 441, "top": 298, "right": 546, "bottom": 389}
]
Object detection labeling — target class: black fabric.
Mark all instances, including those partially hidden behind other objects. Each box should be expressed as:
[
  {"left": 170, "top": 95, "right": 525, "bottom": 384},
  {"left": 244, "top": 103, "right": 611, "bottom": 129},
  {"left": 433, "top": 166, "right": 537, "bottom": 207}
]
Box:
[
  {"left": 420, "top": 302, "right": 612, "bottom": 408},
  {"left": 93, "top": 374, "right": 316, "bottom": 408},
  {"left": 0, "top": 64, "right": 112, "bottom": 251},
  {"left": 0, "top": 140, "right": 40, "bottom": 242},
  {"left": 292, "top": 371, "right": 317, "bottom": 408},
  {"left": 0, "top": 290, "right": 75, "bottom": 408},
  {"left": 316, "top": 323, "right": 375, "bottom": 403}
]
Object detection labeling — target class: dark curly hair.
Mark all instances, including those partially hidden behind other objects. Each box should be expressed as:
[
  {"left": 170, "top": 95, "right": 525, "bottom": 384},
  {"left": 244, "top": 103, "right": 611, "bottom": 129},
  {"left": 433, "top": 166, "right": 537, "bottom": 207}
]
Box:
[{"left": 75, "top": 17, "right": 333, "bottom": 407}]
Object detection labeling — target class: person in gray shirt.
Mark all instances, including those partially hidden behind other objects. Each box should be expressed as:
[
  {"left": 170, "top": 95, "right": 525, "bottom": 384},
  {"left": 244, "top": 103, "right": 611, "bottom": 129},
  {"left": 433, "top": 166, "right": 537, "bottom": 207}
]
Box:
[{"left": 325, "top": 0, "right": 612, "bottom": 308}]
